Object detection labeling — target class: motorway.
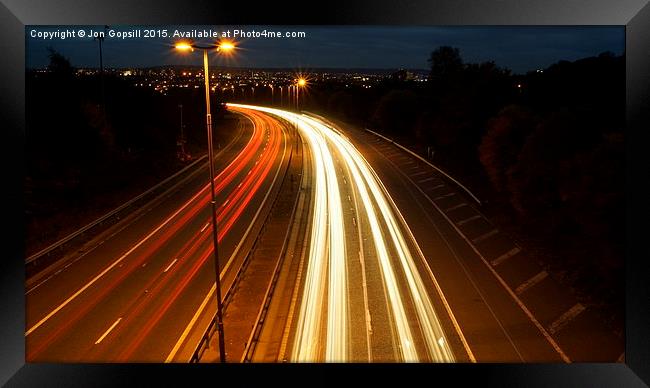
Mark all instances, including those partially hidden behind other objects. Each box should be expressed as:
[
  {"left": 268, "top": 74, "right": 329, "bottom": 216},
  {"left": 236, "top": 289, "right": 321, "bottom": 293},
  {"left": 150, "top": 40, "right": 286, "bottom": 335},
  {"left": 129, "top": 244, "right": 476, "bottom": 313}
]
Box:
[
  {"left": 230, "top": 105, "right": 609, "bottom": 363},
  {"left": 228, "top": 104, "right": 466, "bottom": 362},
  {"left": 25, "top": 103, "right": 620, "bottom": 363},
  {"left": 25, "top": 108, "right": 293, "bottom": 362}
]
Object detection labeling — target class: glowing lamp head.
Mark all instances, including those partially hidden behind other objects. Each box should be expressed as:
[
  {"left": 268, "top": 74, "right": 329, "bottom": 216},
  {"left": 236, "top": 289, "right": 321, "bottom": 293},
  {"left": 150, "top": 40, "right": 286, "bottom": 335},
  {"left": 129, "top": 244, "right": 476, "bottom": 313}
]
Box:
[
  {"left": 175, "top": 42, "right": 194, "bottom": 52},
  {"left": 218, "top": 41, "right": 236, "bottom": 52},
  {"left": 297, "top": 78, "right": 307, "bottom": 87}
]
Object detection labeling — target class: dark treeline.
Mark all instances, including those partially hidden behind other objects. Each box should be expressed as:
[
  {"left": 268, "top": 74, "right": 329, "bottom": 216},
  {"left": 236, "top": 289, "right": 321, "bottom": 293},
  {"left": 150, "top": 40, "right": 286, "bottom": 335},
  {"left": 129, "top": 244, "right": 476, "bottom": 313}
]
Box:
[
  {"left": 26, "top": 49, "right": 229, "bottom": 250},
  {"left": 302, "top": 47, "right": 625, "bottom": 322}
]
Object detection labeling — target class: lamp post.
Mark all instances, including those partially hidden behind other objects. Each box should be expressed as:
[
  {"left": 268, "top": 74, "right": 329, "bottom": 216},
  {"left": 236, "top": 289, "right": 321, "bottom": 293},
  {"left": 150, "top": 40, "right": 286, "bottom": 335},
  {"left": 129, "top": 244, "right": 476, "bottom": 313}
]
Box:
[
  {"left": 175, "top": 40, "right": 235, "bottom": 363},
  {"left": 178, "top": 104, "right": 186, "bottom": 160},
  {"left": 296, "top": 78, "right": 307, "bottom": 112},
  {"left": 94, "top": 25, "right": 109, "bottom": 126}
]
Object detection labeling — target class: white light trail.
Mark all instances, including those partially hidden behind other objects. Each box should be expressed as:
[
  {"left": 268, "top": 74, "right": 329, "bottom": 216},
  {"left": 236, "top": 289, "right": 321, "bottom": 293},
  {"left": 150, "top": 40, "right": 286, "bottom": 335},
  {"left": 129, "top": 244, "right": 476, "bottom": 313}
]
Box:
[{"left": 226, "top": 104, "right": 455, "bottom": 362}]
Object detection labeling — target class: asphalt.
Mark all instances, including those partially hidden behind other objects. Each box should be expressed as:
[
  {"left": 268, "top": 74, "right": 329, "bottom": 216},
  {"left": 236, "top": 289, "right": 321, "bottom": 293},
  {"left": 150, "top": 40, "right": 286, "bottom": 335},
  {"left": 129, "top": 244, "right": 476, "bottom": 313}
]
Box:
[
  {"left": 25, "top": 106, "right": 623, "bottom": 363},
  {"left": 337, "top": 121, "right": 623, "bottom": 362},
  {"left": 25, "top": 109, "right": 293, "bottom": 362},
  {"left": 197, "top": 111, "right": 304, "bottom": 363},
  {"left": 237, "top": 108, "right": 462, "bottom": 362}
]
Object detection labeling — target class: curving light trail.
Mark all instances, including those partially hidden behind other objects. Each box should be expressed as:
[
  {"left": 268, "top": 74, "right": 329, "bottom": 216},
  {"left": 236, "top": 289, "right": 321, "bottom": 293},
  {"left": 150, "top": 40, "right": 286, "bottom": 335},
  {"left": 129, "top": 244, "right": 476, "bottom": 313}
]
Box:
[
  {"left": 227, "top": 104, "right": 456, "bottom": 362},
  {"left": 26, "top": 109, "right": 289, "bottom": 362}
]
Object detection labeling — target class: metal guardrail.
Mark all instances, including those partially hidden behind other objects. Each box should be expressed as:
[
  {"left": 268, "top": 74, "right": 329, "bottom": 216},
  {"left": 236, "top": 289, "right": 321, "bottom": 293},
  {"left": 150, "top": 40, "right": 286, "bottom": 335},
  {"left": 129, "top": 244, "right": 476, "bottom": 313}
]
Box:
[
  {"left": 240, "top": 140, "right": 304, "bottom": 362},
  {"left": 26, "top": 155, "right": 208, "bottom": 264},
  {"left": 190, "top": 122, "right": 297, "bottom": 363}
]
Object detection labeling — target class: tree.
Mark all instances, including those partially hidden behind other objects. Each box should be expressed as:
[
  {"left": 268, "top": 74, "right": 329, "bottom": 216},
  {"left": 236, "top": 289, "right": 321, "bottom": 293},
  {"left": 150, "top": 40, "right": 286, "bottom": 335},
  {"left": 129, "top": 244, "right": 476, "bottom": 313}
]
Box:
[
  {"left": 46, "top": 47, "right": 74, "bottom": 78},
  {"left": 427, "top": 46, "right": 463, "bottom": 83},
  {"left": 371, "top": 90, "right": 420, "bottom": 136},
  {"left": 479, "top": 105, "right": 537, "bottom": 193}
]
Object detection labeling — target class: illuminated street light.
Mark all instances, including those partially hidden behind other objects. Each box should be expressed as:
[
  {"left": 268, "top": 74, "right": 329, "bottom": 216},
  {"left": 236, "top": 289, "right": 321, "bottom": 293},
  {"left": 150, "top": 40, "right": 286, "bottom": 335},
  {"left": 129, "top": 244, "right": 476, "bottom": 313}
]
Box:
[
  {"left": 296, "top": 77, "right": 307, "bottom": 111},
  {"left": 218, "top": 41, "right": 235, "bottom": 52},
  {"left": 174, "top": 39, "right": 238, "bottom": 363},
  {"left": 174, "top": 42, "right": 194, "bottom": 51}
]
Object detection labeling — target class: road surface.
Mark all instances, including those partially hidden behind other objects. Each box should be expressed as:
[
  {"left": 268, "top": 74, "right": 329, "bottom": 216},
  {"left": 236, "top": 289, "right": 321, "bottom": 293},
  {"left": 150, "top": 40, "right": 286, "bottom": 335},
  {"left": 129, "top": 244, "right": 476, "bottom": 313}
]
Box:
[
  {"left": 25, "top": 109, "right": 293, "bottom": 362},
  {"left": 228, "top": 104, "right": 468, "bottom": 362}
]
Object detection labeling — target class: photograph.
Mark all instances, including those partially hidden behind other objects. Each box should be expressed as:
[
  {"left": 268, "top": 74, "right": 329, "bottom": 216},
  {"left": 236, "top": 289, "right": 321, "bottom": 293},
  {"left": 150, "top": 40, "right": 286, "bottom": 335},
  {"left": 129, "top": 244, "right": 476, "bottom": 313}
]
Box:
[{"left": 24, "top": 25, "right": 625, "bottom": 364}]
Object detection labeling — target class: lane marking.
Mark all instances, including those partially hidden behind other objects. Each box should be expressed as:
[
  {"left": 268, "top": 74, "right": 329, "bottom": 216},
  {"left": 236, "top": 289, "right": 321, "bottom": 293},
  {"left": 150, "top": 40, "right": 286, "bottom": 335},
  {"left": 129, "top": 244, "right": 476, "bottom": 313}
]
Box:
[
  {"left": 373, "top": 143, "right": 569, "bottom": 362},
  {"left": 418, "top": 177, "right": 436, "bottom": 184},
  {"left": 374, "top": 161, "right": 475, "bottom": 362},
  {"left": 166, "top": 120, "right": 289, "bottom": 362},
  {"left": 164, "top": 283, "right": 215, "bottom": 362},
  {"left": 548, "top": 304, "right": 585, "bottom": 335},
  {"left": 163, "top": 259, "right": 178, "bottom": 273},
  {"left": 491, "top": 247, "right": 521, "bottom": 267},
  {"left": 26, "top": 122, "right": 252, "bottom": 294},
  {"left": 200, "top": 222, "right": 210, "bottom": 233},
  {"left": 25, "top": 125, "right": 260, "bottom": 336},
  {"left": 95, "top": 318, "right": 122, "bottom": 345},
  {"left": 428, "top": 184, "right": 445, "bottom": 191},
  {"left": 222, "top": 199, "right": 230, "bottom": 207},
  {"left": 433, "top": 192, "right": 456, "bottom": 201},
  {"left": 471, "top": 229, "right": 498, "bottom": 244},
  {"left": 456, "top": 214, "right": 482, "bottom": 226},
  {"left": 445, "top": 203, "right": 468, "bottom": 212},
  {"left": 515, "top": 271, "right": 548, "bottom": 295},
  {"left": 410, "top": 171, "right": 429, "bottom": 178}
]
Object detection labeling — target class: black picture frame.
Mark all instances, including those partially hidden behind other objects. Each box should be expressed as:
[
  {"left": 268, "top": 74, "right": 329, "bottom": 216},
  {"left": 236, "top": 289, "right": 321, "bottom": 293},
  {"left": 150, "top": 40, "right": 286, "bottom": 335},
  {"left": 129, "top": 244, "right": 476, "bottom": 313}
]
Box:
[{"left": 2, "top": 0, "right": 648, "bottom": 386}]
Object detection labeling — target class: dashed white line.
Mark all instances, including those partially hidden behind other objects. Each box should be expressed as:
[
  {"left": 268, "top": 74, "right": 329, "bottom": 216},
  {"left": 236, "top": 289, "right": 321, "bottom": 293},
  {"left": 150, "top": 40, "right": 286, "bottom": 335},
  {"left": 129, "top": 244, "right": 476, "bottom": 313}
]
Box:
[
  {"left": 548, "top": 304, "right": 586, "bottom": 335},
  {"left": 471, "top": 229, "right": 498, "bottom": 244},
  {"left": 456, "top": 214, "right": 482, "bottom": 226},
  {"left": 433, "top": 192, "right": 456, "bottom": 201},
  {"left": 429, "top": 184, "right": 445, "bottom": 191},
  {"left": 200, "top": 222, "right": 210, "bottom": 233},
  {"left": 418, "top": 177, "right": 436, "bottom": 184},
  {"left": 445, "top": 203, "right": 468, "bottom": 212},
  {"left": 95, "top": 318, "right": 122, "bottom": 345},
  {"left": 491, "top": 247, "right": 521, "bottom": 266},
  {"left": 163, "top": 258, "right": 178, "bottom": 273},
  {"left": 515, "top": 271, "right": 548, "bottom": 295}
]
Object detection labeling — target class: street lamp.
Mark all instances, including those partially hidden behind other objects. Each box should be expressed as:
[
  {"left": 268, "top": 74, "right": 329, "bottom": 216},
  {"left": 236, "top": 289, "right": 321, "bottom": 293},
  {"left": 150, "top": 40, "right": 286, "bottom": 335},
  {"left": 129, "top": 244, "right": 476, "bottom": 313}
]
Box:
[
  {"left": 296, "top": 78, "right": 307, "bottom": 111},
  {"left": 174, "top": 39, "right": 236, "bottom": 363},
  {"left": 177, "top": 104, "right": 187, "bottom": 160}
]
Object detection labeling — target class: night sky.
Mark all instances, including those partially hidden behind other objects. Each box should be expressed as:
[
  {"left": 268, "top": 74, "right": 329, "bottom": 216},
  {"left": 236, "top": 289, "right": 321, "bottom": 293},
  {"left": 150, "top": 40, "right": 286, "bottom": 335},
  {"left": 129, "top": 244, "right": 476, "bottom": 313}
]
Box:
[{"left": 26, "top": 25, "right": 624, "bottom": 74}]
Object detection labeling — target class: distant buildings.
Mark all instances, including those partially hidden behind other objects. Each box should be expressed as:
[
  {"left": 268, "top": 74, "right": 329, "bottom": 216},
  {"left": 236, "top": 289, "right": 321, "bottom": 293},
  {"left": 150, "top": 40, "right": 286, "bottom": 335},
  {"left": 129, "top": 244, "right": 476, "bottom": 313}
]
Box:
[{"left": 33, "top": 66, "right": 428, "bottom": 96}]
